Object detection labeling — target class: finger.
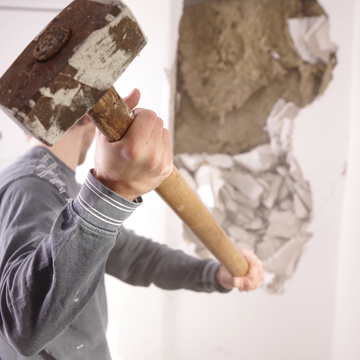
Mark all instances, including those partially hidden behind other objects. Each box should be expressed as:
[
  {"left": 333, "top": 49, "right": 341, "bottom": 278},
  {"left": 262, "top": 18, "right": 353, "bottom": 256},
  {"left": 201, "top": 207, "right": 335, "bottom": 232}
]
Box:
[
  {"left": 123, "top": 88, "right": 141, "bottom": 110},
  {"left": 232, "top": 259, "right": 264, "bottom": 291},
  {"left": 233, "top": 277, "right": 250, "bottom": 292},
  {"left": 146, "top": 120, "right": 173, "bottom": 177},
  {"left": 156, "top": 129, "right": 173, "bottom": 178},
  {"left": 245, "top": 265, "right": 265, "bottom": 290},
  {"left": 161, "top": 129, "right": 173, "bottom": 171},
  {"left": 147, "top": 117, "right": 165, "bottom": 148},
  {"left": 124, "top": 109, "right": 158, "bottom": 146}
]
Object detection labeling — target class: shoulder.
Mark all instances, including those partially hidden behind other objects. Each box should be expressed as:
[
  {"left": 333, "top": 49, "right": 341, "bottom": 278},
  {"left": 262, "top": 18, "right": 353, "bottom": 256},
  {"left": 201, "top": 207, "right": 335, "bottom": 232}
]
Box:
[{"left": 0, "top": 147, "right": 77, "bottom": 203}]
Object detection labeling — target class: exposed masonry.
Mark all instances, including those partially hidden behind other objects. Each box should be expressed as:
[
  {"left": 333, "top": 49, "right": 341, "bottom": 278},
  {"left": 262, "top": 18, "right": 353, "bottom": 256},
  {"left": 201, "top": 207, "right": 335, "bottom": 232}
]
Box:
[
  {"left": 174, "top": 0, "right": 337, "bottom": 293},
  {"left": 175, "top": 0, "right": 337, "bottom": 156}
]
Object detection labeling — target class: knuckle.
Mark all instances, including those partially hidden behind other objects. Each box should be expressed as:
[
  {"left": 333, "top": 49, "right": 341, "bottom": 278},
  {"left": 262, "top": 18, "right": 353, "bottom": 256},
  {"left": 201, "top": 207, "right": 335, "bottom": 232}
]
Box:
[
  {"left": 146, "top": 110, "right": 158, "bottom": 122},
  {"left": 148, "top": 154, "right": 158, "bottom": 170},
  {"left": 155, "top": 116, "right": 164, "bottom": 126},
  {"left": 162, "top": 128, "right": 171, "bottom": 141},
  {"left": 121, "top": 143, "right": 140, "bottom": 161}
]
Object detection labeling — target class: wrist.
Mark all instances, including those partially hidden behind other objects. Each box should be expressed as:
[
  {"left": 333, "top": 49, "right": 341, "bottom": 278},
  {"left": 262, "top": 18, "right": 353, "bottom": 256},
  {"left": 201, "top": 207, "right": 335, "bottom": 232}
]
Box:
[{"left": 91, "top": 169, "right": 141, "bottom": 202}]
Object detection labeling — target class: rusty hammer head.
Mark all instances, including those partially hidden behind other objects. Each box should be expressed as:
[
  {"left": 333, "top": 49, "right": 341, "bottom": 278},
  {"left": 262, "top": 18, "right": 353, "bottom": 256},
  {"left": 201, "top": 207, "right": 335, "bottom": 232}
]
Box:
[{"left": 0, "top": 0, "right": 147, "bottom": 146}]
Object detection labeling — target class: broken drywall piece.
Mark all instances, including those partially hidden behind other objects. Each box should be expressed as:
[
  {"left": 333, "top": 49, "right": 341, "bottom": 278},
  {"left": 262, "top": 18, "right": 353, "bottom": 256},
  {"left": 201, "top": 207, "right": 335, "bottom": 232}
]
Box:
[
  {"left": 233, "top": 144, "right": 278, "bottom": 173},
  {"left": 294, "top": 182, "right": 312, "bottom": 210},
  {"left": 261, "top": 174, "right": 283, "bottom": 209},
  {"left": 194, "top": 164, "right": 213, "bottom": 188},
  {"left": 206, "top": 153, "right": 234, "bottom": 169},
  {"left": 266, "top": 99, "right": 299, "bottom": 156},
  {"left": 256, "top": 236, "right": 287, "bottom": 261},
  {"left": 174, "top": 99, "right": 313, "bottom": 293},
  {"left": 227, "top": 225, "right": 257, "bottom": 249},
  {"left": 228, "top": 171, "right": 265, "bottom": 202},
  {"left": 177, "top": 153, "right": 205, "bottom": 172},
  {"left": 221, "top": 182, "right": 261, "bottom": 210},
  {"left": 175, "top": 144, "right": 313, "bottom": 293},
  {"left": 280, "top": 198, "right": 294, "bottom": 211},
  {"left": 287, "top": 15, "right": 338, "bottom": 65},
  {"left": 262, "top": 232, "right": 312, "bottom": 293},
  {"left": 288, "top": 154, "right": 309, "bottom": 189},
  {"left": 267, "top": 210, "right": 302, "bottom": 239},
  {"left": 294, "top": 193, "right": 309, "bottom": 219}
]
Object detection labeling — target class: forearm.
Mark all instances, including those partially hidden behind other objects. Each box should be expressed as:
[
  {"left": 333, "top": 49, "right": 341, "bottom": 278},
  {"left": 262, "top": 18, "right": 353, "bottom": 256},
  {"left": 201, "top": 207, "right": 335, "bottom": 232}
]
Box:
[{"left": 106, "top": 228, "right": 229, "bottom": 293}]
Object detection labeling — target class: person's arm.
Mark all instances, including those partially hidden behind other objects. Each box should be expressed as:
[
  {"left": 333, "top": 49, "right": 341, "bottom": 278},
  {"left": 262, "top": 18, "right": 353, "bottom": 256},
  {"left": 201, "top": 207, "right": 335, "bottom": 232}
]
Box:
[
  {"left": 0, "top": 173, "right": 139, "bottom": 357},
  {"left": 106, "top": 227, "right": 264, "bottom": 293},
  {"left": 106, "top": 227, "right": 227, "bottom": 293}
]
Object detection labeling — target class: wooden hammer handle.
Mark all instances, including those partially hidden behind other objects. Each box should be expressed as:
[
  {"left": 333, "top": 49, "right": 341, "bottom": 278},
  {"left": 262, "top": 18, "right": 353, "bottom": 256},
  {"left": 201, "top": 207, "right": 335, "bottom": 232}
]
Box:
[{"left": 89, "top": 87, "right": 249, "bottom": 277}]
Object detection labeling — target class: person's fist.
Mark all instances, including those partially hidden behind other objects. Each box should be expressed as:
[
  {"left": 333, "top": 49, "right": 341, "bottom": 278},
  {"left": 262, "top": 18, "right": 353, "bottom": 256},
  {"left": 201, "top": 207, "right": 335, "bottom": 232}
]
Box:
[
  {"left": 93, "top": 89, "right": 173, "bottom": 201},
  {"left": 216, "top": 248, "right": 265, "bottom": 292}
]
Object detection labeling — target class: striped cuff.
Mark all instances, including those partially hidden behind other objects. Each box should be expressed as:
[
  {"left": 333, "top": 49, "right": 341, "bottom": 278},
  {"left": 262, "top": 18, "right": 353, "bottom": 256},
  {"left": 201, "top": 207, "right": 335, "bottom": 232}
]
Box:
[{"left": 72, "top": 171, "right": 142, "bottom": 232}]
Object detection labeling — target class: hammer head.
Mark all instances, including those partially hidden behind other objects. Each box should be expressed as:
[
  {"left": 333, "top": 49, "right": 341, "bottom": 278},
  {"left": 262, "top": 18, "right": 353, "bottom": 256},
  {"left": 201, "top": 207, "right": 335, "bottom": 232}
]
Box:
[{"left": 0, "top": 0, "right": 147, "bottom": 146}]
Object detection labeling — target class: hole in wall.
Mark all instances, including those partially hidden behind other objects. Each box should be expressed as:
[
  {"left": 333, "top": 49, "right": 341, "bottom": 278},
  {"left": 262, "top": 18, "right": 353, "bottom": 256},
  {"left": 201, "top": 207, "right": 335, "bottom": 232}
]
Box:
[{"left": 174, "top": 0, "right": 337, "bottom": 293}]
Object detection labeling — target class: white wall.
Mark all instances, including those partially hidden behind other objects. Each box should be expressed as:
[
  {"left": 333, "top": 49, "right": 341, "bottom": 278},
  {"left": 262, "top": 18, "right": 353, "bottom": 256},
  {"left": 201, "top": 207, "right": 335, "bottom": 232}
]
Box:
[
  {"left": 163, "top": 1, "right": 360, "bottom": 360},
  {"left": 0, "top": 1, "right": 359, "bottom": 360},
  {"left": 332, "top": 0, "right": 360, "bottom": 358}
]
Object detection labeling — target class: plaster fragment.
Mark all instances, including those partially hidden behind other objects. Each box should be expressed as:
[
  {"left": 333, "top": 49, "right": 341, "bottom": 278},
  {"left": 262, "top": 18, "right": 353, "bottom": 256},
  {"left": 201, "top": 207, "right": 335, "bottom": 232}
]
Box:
[
  {"left": 206, "top": 153, "right": 234, "bottom": 168},
  {"left": 228, "top": 225, "right": 257, "bottom": 248},
  {"left": 266, "top": 99, "right": 299, "bottom": 156},
  {"left": 279, "top": 199, "right": 293, "bottom": 211},
  {"left": 177, "top": 153, "right": 204, "bottom": 172},
  {"left": 294, "top": 193, "right": 309, "bottom": 219},
  {"left": 267, "top": 210, "right": 302, "bottom": 239},
  {"left": 233, "top": 144, "right": 278, "bottom": 173},
  {"left": 287, "top": 15, "right": 337, "bottom": 65},
  {"left": 229, "top": 171, "right": 264, "bottom": 201},
  {"left": 262, "top": 174, "right": 283, "bottom": 209},
  {"left": 263, "top": 233, "right": 311, "bottom": 293},
  {"left": 195, "top": 164, "right": 213, "bottom": 187}
]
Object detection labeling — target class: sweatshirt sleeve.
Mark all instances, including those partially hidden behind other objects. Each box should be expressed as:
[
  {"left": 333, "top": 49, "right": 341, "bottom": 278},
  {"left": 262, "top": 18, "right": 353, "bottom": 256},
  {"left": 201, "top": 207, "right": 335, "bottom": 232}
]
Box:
[
  {"left": 106, "top": 228, "right": 229, "bottom": 293},
  {"left": 0, "top": 171, "right": 139, "bottom": 357}
]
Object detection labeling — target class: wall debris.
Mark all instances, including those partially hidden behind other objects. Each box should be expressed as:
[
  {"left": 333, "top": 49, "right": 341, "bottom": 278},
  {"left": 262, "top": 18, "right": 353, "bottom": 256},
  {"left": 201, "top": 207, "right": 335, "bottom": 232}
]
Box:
[{"left": 174, "top": 0, "right": 337, "bottom": 292}]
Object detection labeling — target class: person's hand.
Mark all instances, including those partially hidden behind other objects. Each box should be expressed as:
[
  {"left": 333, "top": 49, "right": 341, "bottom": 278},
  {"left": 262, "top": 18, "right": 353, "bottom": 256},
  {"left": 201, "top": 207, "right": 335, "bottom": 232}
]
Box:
[
  {"left": 93, "top": 89, "right": 173, "bottom": 201},
  {"left": 215, "top": 249, "right": 264, "bottom": 292}
]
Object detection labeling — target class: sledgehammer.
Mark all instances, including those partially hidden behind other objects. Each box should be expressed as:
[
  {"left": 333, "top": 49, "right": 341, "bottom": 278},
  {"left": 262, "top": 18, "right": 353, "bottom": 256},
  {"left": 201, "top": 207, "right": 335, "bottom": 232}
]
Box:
[{"left": 0, "top": 0, "right": 248, "bottom": 276}]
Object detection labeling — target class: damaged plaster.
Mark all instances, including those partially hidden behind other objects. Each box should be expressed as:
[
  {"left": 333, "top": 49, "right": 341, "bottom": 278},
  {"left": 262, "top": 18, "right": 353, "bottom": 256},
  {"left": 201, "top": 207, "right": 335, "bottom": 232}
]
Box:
[
  {"left": 175, "top": 0, "right": 336, "bottom": 155},
  {"left": 174, "top": 0, "right": 337, "bottom": 293}
]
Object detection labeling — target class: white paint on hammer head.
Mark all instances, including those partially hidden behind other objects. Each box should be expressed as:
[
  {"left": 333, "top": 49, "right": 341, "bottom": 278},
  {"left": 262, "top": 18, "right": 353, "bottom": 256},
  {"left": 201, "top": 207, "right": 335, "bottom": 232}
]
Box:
[
  {"left": 39, "top": 85, "right": 82, "bottom": 110},
  {"left": 8, "top": 107, "right": 66, "bottom": 145},
  {"left": 68, "top": 5, "right": 145, "bottom": 91},
  {"left": 25, "top": 115, "right": 66, "bottom": 145},
  {"left": 69, "top": 34, "right": 129, "bottom": 91},
  {"left": 105, "top": 14, "right": 116, "bottom": 22}
]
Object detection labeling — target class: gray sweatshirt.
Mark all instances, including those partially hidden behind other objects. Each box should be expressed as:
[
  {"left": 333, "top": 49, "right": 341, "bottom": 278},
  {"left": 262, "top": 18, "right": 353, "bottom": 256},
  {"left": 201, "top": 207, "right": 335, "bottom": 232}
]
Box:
[{"left": 0, "top": 147, "right": 224, "bottom": 360}]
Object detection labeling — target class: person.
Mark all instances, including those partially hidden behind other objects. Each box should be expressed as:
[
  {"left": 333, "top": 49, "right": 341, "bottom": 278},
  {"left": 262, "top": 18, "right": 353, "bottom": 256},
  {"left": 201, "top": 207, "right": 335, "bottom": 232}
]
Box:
[{"left": 0, "top": 89, "right": 264, "bottom": 359}]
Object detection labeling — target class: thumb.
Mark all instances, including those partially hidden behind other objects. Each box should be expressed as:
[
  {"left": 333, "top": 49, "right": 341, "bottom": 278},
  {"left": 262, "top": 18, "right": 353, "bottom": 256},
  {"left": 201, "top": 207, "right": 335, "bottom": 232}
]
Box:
[{"left": 123, "top": 88, "right": 141, "bottom": 110}]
